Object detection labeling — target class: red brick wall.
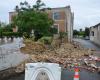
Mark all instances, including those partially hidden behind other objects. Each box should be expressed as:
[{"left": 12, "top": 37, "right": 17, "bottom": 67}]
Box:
[{"left": 47, "top": 10, "right": 67, "bottom": 32}]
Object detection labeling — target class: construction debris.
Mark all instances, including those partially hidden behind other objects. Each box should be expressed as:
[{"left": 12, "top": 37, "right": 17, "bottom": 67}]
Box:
[
  {"left": 18, "top": 39, "right": 100, "bottom": 73},
  {"left": 20, "top": 40, "right": 46, "bottom": 54}
]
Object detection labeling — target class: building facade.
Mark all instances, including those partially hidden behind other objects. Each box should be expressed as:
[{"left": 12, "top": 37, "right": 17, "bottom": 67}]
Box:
[
  {"left": 46, "top": 6, "right": 74, "bottom": 42},
  {"left": 90, "top": 23, "right": 100, "bottom": 45},
  {"left": 9, "top": 6, "right": 74, "bottom": 42}
]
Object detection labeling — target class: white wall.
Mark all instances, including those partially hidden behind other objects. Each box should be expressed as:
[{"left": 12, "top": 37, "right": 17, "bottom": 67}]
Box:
[
  {"left": 65, "top": 7, "right": 74, "bottom": 42},
  {"left": 25, "top": 63, "right": 61, "bottom": 80},
  {"left": 90, "top": 26, "right": 100, "bottom": 45}
]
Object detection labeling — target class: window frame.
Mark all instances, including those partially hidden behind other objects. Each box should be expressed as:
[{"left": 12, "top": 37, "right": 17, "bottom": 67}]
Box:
[
  {"left": 53, "top": 12, "right": 60, "bottom": 20},
  {"left": 53, "top": 24, "right": 59, "bottom": 33}
]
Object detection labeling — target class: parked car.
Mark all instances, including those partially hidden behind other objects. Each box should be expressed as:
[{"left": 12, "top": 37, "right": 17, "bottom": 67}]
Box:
[{"left": 85, "top": 36, "right": 90, "bottom": 40}]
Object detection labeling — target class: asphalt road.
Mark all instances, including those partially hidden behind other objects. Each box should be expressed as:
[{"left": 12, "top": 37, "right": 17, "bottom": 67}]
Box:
[
  {"left": 0, "top": 38, "right": 28, "bottom": 71},
  {"left": 3, "top": 69, "right": 100, "bottom": 80},
  {"left": 73, "top": 39, "right": 100, "bottom": 50},
  {"left": 62, "top": 69, "right": 100, "bottom": 80}
]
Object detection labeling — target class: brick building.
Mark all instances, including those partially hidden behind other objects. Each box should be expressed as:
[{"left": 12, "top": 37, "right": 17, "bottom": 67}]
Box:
[
  {"left": 9, "top": 6, "right": 74, "bottom": 42},
  {"left": 46, "top": 6, "right": 74, "bottom": 42}
]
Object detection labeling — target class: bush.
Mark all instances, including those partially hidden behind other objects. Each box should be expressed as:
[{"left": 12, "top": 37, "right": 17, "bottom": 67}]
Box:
[
  {"left": 23, "top": 32, "right": 29, "bottom": 39},
  {"left": 59, "top": 32, "right": 67, "bottom": 39},
  {"left": 2, "top": 32, "right": 22, "bottom": 37},
  {"left": 49, "top": 27, "right": 58, "bottom": 34},
  {"left": 34, "top": 30, "right": 43, "bottom": 41},
  {"left": 23, "top": 38, "right": 33, "bottom": 43},
  {"left": 38, "top": 36, "right": 53, "bottom": 44}
]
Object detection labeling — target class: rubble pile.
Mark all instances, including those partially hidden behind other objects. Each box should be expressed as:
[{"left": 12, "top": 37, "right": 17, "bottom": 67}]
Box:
[
  {"left": 21, "top": 39, "right": 94, "bottom": 67},
  {"left": 21, "top": 40, "right": 46, "bottom": 54},
  {"left": 19, "top": 39, "right": 100, "bottom": 73},
  {"left": 83, "top": 55, "right": 100, "bottom": 73}
]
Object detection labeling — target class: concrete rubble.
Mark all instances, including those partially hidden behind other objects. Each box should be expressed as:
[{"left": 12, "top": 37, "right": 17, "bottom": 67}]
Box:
[
  {"left": 83, "top": 55, "right": 100, "bottom": 73},
  {"left": 19, "top": 39, "right": 100, "bottom": 73}
]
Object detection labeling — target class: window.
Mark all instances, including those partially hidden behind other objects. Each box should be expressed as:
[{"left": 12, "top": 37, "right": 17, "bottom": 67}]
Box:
[
  {"left": 53, "top": 12, "right": 60, "bottom": 20},
  {"left": 53, "top": 24, "right": 59, "bottom": 33},
  {"left": 91, "top": 31, "right": 94, "bottom": 36}
]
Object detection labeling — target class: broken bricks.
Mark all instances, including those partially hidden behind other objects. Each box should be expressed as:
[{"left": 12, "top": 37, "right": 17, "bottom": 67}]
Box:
[{"left": 19, "top": 39, "right": 99, "bottom": 73}]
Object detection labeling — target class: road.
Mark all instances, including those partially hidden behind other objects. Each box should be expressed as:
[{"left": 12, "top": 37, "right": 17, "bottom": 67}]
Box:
[
  {"left": 0, "top": 38, "right": 29, "bottom": 71},
  {"left": 74, "top": 38, "right": 100, "bottom": 56},
  {"left": 3, "top": 69, "right": 100, "bottom": 80},
  {"left": 1, "top": 38, "right": 100, "bottom": 80},
  {"left": 62, "top": 69, "right": 100, "bottom": 80},
  {"left": 73, "top": 38, "right": 100, "bottom": 50}
]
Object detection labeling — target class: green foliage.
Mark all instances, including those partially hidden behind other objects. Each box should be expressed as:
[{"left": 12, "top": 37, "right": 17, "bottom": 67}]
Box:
[
  {"left": 0, "top": 23, "right": 21, "bottom": 38},
  {"left": 49, "top": 27, "right": 58, "bottom": 34},
  {"left": 0, "top": 24, "right": 13, "bottom": 32},
  {"left": 3, "top": 24, "right": 13, "bottom": 32},
  {"left": 33, "top": 0, "right": 45, "bottom": 11},
  {"left": 1, "top": 32, "right": 22, "bottom": 37},
  {"left": 73, "top": 29, "right": 86, "bottom": 37},
  {"left": 23, "top": 32, "right": 29, "bottom": 38},
  {"left": 0, "top": 23, "right": 1, "bottom": 27},
  {"left": 78, "top": 28, "right": 85, "bottom": 37},
  {"left": 23, "top": 38, "right": 33, "bottom": 43},
  {"left": 85, "top": 27, "right": 90, "bottom": 37},
  {"left": 38, "top": 36, "right": 52, "bottom": 44},
  {"left": 34, "top": 30, "right": 43, "bottom": 41},
  {"left": 59, "top": 32, "right": 67, "bottom": 39},
  {"left": 73, "top": 30, "right": 79, "bottom": 36},
  {"left": 0, "top": 27, "right": 2, "bottom": 30},
  {"left": 79, "top": 31, "right": 85, "bottom": 37},
  {"left": 13, "top": 0, "right": 54, "bottom": 37}
]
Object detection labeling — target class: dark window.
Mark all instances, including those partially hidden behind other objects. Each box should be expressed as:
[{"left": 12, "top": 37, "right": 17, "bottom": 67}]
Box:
[
  {"left": 53, "top": 24, "right": 59, "bottom": 33},
  {"left": 91, "top": 31, "right": 94, "bottom": 36},
  {"left": 53, "top": 12, "right": 60, "bottom": 20}
]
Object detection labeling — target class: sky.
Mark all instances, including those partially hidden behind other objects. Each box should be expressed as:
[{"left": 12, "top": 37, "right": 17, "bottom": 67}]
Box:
[{"left": 0, "top": 0, "right": 100, "bottom": 30}]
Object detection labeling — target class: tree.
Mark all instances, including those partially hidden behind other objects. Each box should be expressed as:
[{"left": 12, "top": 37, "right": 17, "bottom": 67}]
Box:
[
  {"left": 33, "top": 0, "right": 45, "bottom": 11},
  {"left": 3, "top": 24, "right": 13, "bottom": 32},
  {"left": 79, "top": 31, "right": 85, "bottom": 37},
  {"left": 80, "top": 28, "right": 82, "bottom": 32},
  {"left": 85, "top": 27, "right": 90, "bottom": 37},
  {"left": 0, "top": 22, "right": 1, "bottom": 27},
  {"left": 73, "top": 30, "right": 79, "bottom": 36},
  {"left": 13, "top": 0, "right": 53, "bottom": 37}
]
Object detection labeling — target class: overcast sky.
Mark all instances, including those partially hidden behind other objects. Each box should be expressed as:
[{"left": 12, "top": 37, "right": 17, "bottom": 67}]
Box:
[{"left": 0, "top": 0, "right": 100, "bottom": 30}]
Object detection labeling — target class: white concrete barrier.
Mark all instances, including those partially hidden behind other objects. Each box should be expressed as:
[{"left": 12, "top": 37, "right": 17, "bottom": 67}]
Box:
[{"left": 25, "top": 63, "right": 61, "bottom": 80}]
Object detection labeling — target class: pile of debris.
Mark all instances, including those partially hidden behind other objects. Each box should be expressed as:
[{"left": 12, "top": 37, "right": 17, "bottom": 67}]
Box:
[
  {"left": 83, "top": 55, "right": 100, "bottom": 73},
  {"left": 18, "top": 38, "right": 100, "bottom": 73},
  {"left": 20, "top": 40, "right": 46, "bottom": 54},
  {"left": 19, "top": 39, "right": 97, "bottom": 72}
]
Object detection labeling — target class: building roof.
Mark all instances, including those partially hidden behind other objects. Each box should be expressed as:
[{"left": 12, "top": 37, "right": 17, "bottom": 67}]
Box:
[
  {"left": 49, "top": 5, "right": 70, "bottom": 9},
  {"left": 91, "top": 23, "right": 100, "bottom": 28},
  {"left": 45, "top": 5, "right": 71, "bottom": 11}
]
